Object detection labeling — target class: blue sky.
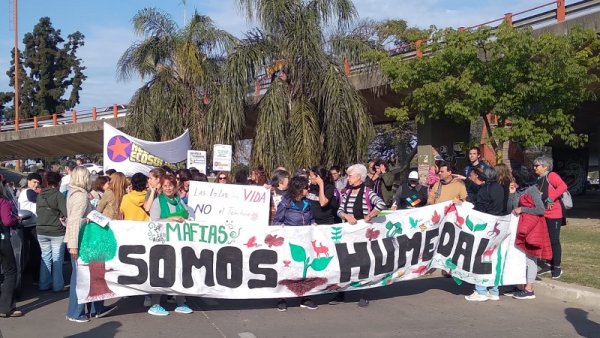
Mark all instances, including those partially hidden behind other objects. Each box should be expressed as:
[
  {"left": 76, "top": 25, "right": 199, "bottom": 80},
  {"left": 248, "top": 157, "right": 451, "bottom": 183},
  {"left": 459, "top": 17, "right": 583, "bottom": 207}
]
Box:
[{"left": 1, "top": 0, "right": 543, "bottom": 110}]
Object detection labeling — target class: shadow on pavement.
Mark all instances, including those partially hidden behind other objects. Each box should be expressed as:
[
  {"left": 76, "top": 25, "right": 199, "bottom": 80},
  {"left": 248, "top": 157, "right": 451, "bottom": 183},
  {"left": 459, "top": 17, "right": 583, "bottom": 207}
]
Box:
[
  {"left": 112, "top": 275, "right": 469, "bottom": 315},
  {"left": 564, "top": 308, "right": 600, "bottom": 338},
  {"left": 64, "top": 321, "right": 122, "bottom": 338}
]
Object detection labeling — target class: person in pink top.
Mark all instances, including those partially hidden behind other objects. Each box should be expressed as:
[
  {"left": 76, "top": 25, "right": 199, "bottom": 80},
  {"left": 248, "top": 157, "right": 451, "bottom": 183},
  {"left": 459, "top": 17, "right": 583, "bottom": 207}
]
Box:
[
  {"left": 533, "top": 156, "right": 568, "bottom": 279},
  {"left": 0, "top": 178, "right": 23, "bottom": 317}
]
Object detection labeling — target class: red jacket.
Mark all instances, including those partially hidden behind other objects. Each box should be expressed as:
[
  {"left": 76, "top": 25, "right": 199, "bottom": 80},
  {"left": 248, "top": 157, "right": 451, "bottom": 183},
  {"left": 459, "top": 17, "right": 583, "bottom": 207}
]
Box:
[
  {"left": 515, "top": 193, "right": 552, "bottom": 260},
  {"left": 543, "top": 172, "right": 568, "bottom": 219}
]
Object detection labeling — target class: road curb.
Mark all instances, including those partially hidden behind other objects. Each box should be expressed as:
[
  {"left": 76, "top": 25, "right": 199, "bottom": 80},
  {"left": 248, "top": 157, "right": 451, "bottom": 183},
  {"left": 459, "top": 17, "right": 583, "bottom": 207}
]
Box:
[{"left": 535, "top": 278, "right": 600, "bottom": 310}]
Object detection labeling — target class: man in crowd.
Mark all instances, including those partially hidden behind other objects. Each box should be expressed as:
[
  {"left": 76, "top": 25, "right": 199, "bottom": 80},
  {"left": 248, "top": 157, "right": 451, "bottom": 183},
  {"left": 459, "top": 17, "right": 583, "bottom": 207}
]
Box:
[
  {"left": 463, "top": 147, "right": 490, "bottom": 202},
  {"left": 392, "top": 171, "right": 428, "bottom": 210},
  {"left": 428, "top": 163, "right": 467, "bottom": 205},
  {"left": 329, "top": 165, "right": 347, "bottom": 194},
  {"left": 59, "top": 161, "right": 77, "bottom": 196}
]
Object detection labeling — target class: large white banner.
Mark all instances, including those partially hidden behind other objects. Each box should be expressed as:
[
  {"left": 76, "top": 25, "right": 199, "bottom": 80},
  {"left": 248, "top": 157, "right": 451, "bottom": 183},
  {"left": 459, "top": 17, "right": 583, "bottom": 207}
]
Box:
[
  {"left": 76, "top": 196, "right": 526, "bottom": 303},
  {"left": 103, "top": 123, "right": 191, "bottom": 176}
]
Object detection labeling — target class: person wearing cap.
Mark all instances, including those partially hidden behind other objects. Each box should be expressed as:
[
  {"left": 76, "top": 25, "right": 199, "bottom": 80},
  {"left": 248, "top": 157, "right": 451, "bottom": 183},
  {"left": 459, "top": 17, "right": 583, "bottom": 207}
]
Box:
[{"left": 391, "top": 171, "right": 428, "bottom": 210}]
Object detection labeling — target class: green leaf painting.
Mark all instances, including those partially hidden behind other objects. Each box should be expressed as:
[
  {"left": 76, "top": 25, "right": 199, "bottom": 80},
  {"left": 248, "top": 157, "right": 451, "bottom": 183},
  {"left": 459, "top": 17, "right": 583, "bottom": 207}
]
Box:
[
  {"left": 290, "top": 243, "right": 306, "bottom": 262},
  {"left": 331, "top": 227, "right": 343, "bottom": 243},
  {"left": 465, "top": 216, "right": 487, "bottom": 232},
  {"left": 310, "top": 257, "right": 334, "bottom": 271}
]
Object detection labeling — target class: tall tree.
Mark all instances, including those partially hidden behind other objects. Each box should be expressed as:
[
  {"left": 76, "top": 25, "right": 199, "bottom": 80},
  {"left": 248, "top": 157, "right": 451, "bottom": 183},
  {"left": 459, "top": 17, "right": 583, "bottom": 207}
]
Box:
[
  {"left": 232, "top": 0, "right": 376, "bottom": 171},
  {"left": 381, "top": 24, "right": 600, "bottom": 154},
  {"left": 6, "top": 17, "right": 86, "bottom": 119},
  {"left": 118, "top": 9, "right": 242, "bottom": 151}
]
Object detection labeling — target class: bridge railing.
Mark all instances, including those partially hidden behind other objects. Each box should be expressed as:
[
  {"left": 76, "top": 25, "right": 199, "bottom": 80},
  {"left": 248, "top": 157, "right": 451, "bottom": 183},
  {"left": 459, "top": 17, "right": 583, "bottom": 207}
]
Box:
[{"left": 2, "top": 104, "right": 128, "bottom": 132}]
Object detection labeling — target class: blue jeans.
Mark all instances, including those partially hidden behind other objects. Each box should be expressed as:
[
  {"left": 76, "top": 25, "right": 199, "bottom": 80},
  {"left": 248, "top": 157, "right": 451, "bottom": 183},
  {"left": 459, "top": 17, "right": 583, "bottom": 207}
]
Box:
[
  {"left": 475, "top": 284, "right": 499, "bottom": 296},
  {"left": 66, "top": 257, "right": 104, "bottom": 319},
  {"left": 37, "top": 235, "right": 65, "bottom": 292}
]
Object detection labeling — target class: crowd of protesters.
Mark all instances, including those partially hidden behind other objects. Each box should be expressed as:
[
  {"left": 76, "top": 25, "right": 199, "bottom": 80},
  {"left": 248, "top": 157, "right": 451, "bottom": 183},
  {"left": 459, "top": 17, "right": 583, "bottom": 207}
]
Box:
[{"left": 0, "top": 149, "right": 570, "bottom": 319}]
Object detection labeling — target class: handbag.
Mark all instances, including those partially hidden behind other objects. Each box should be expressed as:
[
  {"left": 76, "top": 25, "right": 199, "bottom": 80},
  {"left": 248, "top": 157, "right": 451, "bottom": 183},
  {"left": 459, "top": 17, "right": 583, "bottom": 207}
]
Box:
[{"left": 561, "top": 190, "right": 573, "bottom": 210}]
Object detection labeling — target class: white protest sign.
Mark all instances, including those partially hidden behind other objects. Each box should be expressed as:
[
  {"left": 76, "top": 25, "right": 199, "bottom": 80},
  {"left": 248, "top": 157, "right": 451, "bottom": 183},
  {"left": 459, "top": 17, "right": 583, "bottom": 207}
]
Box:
[
  {"left": 87, "top": 210, "right": 111, "bottom": 228},
  {"left": 187, "top": 181, "right": 270, "bottom": 227},
  {"left": 75, "top": 200, "right": 527, "bottom": 304},
  {"left": 187, "top": 150, "right": 207, "bottom": 174},
  {"left": 212, "top": 144, "right": 232, "bottom": 172}
]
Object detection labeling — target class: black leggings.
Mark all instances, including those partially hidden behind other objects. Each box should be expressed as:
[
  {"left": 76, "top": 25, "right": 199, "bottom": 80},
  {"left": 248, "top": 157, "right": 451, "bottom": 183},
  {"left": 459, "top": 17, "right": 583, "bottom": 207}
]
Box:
[{"left": 546, "top": 218, "right": 562, "bottom": 268}]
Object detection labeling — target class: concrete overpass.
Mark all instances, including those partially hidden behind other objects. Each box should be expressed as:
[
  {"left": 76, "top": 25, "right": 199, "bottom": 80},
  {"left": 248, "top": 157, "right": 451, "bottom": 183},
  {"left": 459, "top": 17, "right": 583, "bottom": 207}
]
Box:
[{"left": 1, "top": 0, "right": 600, "bottom": 162}]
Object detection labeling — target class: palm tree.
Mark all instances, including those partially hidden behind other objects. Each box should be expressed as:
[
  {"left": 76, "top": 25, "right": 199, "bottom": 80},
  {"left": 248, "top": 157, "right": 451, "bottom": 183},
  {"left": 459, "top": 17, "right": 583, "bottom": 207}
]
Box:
[
  {"left": 117, "top": 8, "right": 245, "bottom": 151},
  {"left": 231, "top": 0, "right": 375, "bottom": 171}
]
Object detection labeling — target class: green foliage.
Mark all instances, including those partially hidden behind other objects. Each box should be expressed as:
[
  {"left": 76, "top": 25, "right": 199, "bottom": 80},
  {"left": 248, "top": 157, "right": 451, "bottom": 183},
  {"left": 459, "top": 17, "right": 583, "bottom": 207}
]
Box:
[
  {"left": 385, "top": 221, "right": 402, "bottom": 237},
  {"left": 78, "top": 222, "right": 117, "bottom": 263},
  {"left": 118, "top": 9, "right": 242, "bottom": 151},
  {"left": 235, "top": 0, "right": 375, "bottom": 172},
  {"left": 381, "top": 24, "right": 600, "bottom": 149},
  {"left": 5, "top": 17, "right": 86, "bottom": 119}
]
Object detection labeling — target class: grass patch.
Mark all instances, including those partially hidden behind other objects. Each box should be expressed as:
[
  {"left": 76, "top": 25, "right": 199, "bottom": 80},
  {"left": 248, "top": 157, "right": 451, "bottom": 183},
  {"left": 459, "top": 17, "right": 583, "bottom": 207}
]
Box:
[{"left": 541, "top": 220, "right": 600, "bottom": 289}]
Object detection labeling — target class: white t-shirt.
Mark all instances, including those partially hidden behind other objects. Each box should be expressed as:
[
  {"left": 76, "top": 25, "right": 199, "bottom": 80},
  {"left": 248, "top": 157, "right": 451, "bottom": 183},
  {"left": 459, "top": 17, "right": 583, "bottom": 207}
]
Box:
[
  {"left": 59, "top": 174, "right": 71, "bottom": 193},
  {"left": 18, "top": 187, "right": 37, "bottom": 215}
]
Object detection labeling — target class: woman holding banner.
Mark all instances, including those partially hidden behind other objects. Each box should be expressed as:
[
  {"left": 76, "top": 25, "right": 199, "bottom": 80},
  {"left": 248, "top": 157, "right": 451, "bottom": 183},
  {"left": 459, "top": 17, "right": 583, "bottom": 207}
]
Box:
[
  {"left": 333, "top": 164, "right": 385, "bottom": 308},
  {"left": 65, "top": 167, "right": 116, "bottom": 322},
  {"left": 148, "top": 174, "right": 193, "bottom": 316},
  {"left": 272, "top": 176, "right": 318, "bottom": 311}
]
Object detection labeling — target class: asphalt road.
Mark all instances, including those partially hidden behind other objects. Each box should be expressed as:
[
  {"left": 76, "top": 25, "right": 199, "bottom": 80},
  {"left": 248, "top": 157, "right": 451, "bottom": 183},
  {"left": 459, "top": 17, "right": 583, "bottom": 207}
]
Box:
[{"left": 2, "top": 275, "right": 599, "bottom": 338}]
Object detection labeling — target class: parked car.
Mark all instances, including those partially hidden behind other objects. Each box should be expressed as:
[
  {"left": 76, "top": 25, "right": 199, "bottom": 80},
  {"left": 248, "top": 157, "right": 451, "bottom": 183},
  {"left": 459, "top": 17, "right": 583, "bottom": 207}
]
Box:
[{"left": 83, "top": 163, "right": 103, "bottom": 175}]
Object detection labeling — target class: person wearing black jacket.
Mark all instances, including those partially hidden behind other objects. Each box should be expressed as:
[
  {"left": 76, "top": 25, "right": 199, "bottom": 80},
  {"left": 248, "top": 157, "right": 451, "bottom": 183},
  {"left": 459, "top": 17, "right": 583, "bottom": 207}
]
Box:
[
  {"left": 465, "top": 166, "right": 505, "bottom": 302},
  {"left": 391, "top": 171, "right": 428, "bottom": 210},
  {"left": 472, "top": 167, "right": 505, "bottom": 217}
]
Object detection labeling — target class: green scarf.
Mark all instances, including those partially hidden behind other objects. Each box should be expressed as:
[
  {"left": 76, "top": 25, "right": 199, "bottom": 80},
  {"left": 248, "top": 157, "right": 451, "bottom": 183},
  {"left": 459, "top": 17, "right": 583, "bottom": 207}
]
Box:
[{"left": 158, "top": 193, "right": 189, "bottom": 219}]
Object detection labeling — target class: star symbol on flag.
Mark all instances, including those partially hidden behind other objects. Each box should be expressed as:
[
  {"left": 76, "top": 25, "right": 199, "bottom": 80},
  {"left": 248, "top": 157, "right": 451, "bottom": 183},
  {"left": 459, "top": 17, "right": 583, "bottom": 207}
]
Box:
[{"left": 108, "top": 136, "right": 131, "bottom": 161}]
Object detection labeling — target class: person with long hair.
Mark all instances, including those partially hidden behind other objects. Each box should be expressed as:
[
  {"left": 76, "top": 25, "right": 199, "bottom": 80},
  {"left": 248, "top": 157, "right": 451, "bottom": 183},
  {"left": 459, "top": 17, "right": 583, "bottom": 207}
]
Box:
[
  {"left": 144, "top": 167, "right": 165, "bottom": 214},
  {"left": 307, "top": 166, "right": 339, "bottom": 224},
  {"left": 272, "top": 176, "right": 317, "bottom": 311},
  {"left": 36, "top": 172, "right": 67, "bottom": 293},
  {"left": 534, "top": 155, "right": 568, "bottom": 279},
  {"left": 495, "top": 163, "right": 514, "bottom": 214},
  {"left": 89, "top": 176, "right": 110, "bottom": 209},
  {"left": 97, "top": 172, "right": 128, "bottom": 220},
  {"left": 504, "top": 166, "right": 550, "bottom": 300},
  {"left": 0, "top": 178, "right": 22, "bottom": 317},
  {"left": 215, "top": 172, "right": 230, "bottom": 184},
  {"left": 176, "top": 169, "right": 192, "bottom": 204},
  {"left": 249, "top": 166, "right": 268, "bottom": 186},
  {"left": 65, "top": 167, "right": 116, "bottom": 322},
  {"left": 148, "top": 174, "right": 193, "bottom": 316}
]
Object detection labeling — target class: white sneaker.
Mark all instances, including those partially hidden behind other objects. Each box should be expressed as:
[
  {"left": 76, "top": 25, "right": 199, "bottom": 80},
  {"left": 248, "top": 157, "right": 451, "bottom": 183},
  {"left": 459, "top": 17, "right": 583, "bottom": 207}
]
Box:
[
  {"left": 143, "top": 295, "right": 152, "bottom": 307},
  {"left": 465, "top": 292, "right": 488, "bottom": 302},
  {"left": 487, "top": 293, "right": 500, "bottom": 301}
]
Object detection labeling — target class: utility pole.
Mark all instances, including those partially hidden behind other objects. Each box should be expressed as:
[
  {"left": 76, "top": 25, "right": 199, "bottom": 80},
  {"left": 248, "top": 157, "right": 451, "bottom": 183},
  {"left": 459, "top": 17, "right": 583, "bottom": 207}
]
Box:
[{"left": 13, "top": 0, "right": 19, "bottom": 131}]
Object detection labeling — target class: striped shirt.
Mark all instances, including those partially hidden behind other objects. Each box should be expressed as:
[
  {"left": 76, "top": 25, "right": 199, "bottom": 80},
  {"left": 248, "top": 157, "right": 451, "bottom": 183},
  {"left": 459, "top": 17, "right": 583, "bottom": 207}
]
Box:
[{"left": 337, "top": 188, "right": 385, "bottom": 219}]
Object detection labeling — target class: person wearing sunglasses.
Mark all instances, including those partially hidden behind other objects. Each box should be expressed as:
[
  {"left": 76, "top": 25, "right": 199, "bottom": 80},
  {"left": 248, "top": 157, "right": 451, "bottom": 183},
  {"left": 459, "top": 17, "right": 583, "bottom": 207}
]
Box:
[
  {"left": 216, "top": 172, "right": 230, "bottom": 184},
  {"left": 272, "top": 176, "right": 317, "bottom": 311}
]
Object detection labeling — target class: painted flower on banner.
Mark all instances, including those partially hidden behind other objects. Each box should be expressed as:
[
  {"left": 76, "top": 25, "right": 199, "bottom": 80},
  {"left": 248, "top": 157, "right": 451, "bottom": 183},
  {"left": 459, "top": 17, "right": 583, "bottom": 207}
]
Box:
[
  {"left": 107, "top": 136, "right": 132, "bottom": 162},
  {"left": 365, "top": 228, "right": 380, "bottom": 241},
  {"left": 264, "top": 234, "right": 284, "bottom": 247}
]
